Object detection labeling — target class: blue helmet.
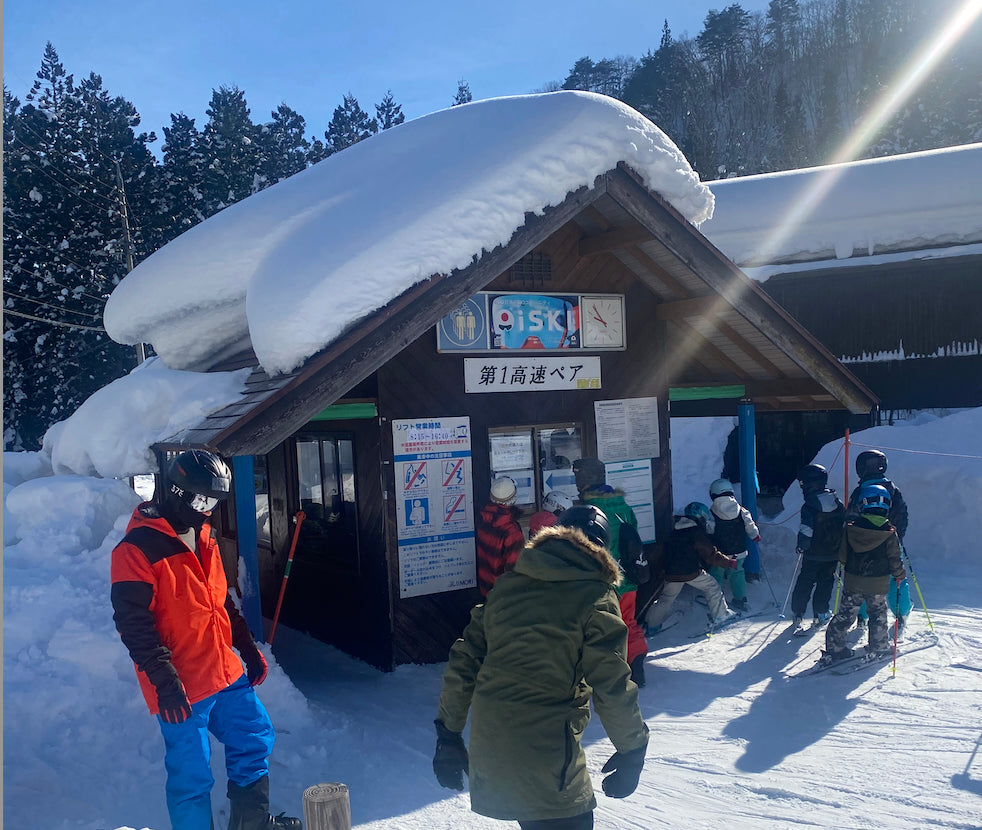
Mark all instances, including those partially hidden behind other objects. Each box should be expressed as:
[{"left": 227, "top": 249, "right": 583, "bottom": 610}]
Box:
[
  {"left": 858, "top": 483, "right": 891, "bottom": 515},
  {"left": 683, "top": 501, "right": 712, "bottom": 529}
]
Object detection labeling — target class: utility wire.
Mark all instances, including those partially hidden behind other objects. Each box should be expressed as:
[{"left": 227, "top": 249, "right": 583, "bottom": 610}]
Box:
[
  {"left": 2, "top": 307, "right": 106, "bottom": 331},
  {"left": 3, "top": 289, "right": 102, "bottom": 319},
  {"left": 4, "top": 229, "right": 116, "bottom": 288}
]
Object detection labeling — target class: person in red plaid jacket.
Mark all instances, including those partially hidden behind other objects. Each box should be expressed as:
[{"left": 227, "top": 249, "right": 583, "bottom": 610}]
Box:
[{"left": 476, "top": 476, "right": 525, "bottom": 598}]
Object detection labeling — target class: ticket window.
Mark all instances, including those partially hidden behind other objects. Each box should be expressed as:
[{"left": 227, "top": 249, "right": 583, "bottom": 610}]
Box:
[{"left": 488, "top": 423, "right": 583, "bottom": 513}]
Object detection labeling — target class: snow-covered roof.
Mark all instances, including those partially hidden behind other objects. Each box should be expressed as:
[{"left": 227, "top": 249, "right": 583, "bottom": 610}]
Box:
[
  {"left": 105, "top": 91, "right": 713, "bottom": 376},
  {"left": 700, "top": 143, "right": 982, "bottom": 269}
]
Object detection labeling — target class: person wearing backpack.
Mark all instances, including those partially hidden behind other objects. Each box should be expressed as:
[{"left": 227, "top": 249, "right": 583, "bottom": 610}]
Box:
[
  {"left": 846, "top": 449, "right": 913, "bottom": 636},
  {"left": 790, "top": 464, "right": 845, "bottom": 633},
  {"left": 573, "top": 457, "right": 649, "bottom": 687},
  {"left": 644, "top": 502, "right": 738, "bottom": 633},
  {"left": 707, "top": 478, "right": 761, "bottom": 612}
]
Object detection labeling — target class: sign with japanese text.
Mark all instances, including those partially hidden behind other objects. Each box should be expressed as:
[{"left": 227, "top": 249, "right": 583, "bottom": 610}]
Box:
[
  {"left": 595, "top": 397, "right": 660, "bottom": 461},
  {"left": 392, "top": 417, "right": 476, "bottom": 598},
  {"left": 437, "top": 292, "right": 626, "bottom": 352},
  {"left": 463, "top": 357, "right": 602, "bottom": 393}
]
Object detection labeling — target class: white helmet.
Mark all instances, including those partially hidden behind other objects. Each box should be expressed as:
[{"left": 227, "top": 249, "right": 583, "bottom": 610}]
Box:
[
  {"left": 543, "top": 491, "right": 572, "bottom": 514},
  {"left": 490, "top": 476, "right": 518, "bottom": 505},
  {"left": 709, "top": 478, "right": 734, "bottom": 498}
]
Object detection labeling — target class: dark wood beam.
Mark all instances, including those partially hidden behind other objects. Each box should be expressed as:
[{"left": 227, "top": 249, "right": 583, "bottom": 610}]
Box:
[{"left": 578, "top": 224, "right": 653, "bottom": 256}]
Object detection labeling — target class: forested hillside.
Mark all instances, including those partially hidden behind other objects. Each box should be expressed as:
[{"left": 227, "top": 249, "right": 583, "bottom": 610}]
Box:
[{"left": 4, "top": 0, "right": 980, "bottom": 450}]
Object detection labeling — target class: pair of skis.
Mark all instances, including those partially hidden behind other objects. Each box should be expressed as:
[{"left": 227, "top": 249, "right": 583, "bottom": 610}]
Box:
[{"left": 792, "top": 634, "right": 938, "bottom": 678}]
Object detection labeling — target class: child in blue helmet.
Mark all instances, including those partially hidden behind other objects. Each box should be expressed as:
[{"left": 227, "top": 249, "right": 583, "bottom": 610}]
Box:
[
  {"left": 847, "top": 449, "right": 913, "bottom": 635},
  {"left": 644, "top": 502, "right": 738, "bottom": 633},
  {"left": 821, "top": 483, "right": 906, "bottom": 665}
]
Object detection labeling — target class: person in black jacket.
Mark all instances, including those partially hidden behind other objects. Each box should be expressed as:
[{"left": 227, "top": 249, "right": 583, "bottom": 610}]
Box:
[
  {"left": 846, "top": 450, "right": 913, "bottom": 635},
  {"left": 644, "top": 502, "right": 738, "bottom": 632},
  {"left": 790, "top": 464, "right": 845, "bottom": 633}
]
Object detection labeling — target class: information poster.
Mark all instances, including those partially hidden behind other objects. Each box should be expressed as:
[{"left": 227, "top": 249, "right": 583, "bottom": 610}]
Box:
[
  {"left": 392, "top": 417, "right": 476, "bottom": 598},
  {"left": 604, "top": 458, "right": 656, "bottom": 544},
  {"left": 594, "top": 397, "right": 660, "bottom": 462}
]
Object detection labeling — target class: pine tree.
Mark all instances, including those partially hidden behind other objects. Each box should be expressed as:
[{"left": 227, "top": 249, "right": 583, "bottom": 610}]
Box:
[
  {"left": 256, "top": 103, "right": 310, "bottom": 185},
  {"left": 452, "top": 80, "right": 472, "bottom": 106},
  {"left": 2, "top": 44, "right": 149, "bottom": 449},
  {"left": 197, "top": 85, "right": 262, "bottom": 213},
  {"left": 323, "top": 94, "right": 378, "bottom": 155},
  {"left": 375, "top": 91, "right": 405, "bottom": 130},
  {"left": 160, "top": 113, "right": 207, "bottom": 236}
]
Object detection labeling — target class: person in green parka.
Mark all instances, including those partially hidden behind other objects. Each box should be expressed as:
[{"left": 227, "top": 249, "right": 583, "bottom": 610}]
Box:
[
  {"left": 573, "top": 457, "right": 649, "bottom": 688},
  {"left": 432, "top": 505, "right": 649, "bottom": 830}
]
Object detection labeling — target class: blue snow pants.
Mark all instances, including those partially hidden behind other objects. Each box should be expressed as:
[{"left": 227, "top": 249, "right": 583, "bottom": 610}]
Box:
[{"left": 158, "top": 674, "right": 275, "bottom": 830}]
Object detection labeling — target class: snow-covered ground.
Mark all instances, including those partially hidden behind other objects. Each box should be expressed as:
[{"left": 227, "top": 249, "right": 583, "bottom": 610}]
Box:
[{"left": 4, "top": 409, "right": 982, "bottom": 829}]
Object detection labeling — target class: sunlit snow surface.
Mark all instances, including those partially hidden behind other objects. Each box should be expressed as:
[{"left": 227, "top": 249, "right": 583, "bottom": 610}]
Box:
[{"left": 5, "top": 408, "right": 982, "bottom": 829}]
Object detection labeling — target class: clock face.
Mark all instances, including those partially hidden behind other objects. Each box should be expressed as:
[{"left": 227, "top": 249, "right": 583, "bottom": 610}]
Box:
[{"left": 581, "top": 295, "right": 625, "bottom": 349}]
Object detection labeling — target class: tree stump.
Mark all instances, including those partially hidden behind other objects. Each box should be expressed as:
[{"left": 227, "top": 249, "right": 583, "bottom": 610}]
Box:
[{"left": 302, "top": 783, "right": 351, "bottom": 830}]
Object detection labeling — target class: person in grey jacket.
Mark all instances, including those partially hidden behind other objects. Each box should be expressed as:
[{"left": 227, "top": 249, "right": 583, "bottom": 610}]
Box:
[{"left": 432, "top": 505, "right": 649, "bottom": 830}]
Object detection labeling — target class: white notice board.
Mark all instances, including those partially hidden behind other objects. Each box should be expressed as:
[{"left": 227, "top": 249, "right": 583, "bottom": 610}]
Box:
[
  {"left": 594, "top": 397, "right": 660, "bottom": 462},
  {"left": 392, "top": 417, "right": 476, "bottom": 598}
]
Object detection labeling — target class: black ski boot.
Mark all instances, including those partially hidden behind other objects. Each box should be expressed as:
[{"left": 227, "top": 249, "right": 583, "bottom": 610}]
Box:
[{"left": 228, "top": 776, "right": 302, "bottom": 830}]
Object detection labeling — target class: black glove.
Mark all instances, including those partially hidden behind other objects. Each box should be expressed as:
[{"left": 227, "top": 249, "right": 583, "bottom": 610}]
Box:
[
  {"left": 432, "top": 719, "right": 468, "bottom": 791},
  {"left": 601, "top": 744, "right": 646, "bottom": 798},
  {"left": 144, "top": 652, "right": 192, "bottom": 724},
  {"left": 240, "top": 641, "right": 269, "bottom": 686}
]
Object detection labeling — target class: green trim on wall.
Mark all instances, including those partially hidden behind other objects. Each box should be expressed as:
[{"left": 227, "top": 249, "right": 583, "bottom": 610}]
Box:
[
  {"left": 311, "top": 402, "right": 378, "bottom": 421},
  {"left": 669, "top": 385, "right": 746, "bottom": 402}
]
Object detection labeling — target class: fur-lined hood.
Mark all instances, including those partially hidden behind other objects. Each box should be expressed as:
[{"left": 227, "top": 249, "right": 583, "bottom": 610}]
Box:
[{"left": 513, "top": 524, "right": 622, "bottom": 585}]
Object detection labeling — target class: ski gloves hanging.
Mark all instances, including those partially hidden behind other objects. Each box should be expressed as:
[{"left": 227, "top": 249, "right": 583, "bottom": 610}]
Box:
[
  {"left": 432, "top": 719, "right": 469, "bottom": 791},
  {"left": 601, "top": 744, "right": 646, "bottom": 798}
]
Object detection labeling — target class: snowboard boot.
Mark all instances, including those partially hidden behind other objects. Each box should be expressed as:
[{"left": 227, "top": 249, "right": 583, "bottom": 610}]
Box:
[
  {"left": 730, "top": 597, "right": 748, "bottom": 612},
  {"left": 228, "top": 776, "right": 302, "bottom": 830}
]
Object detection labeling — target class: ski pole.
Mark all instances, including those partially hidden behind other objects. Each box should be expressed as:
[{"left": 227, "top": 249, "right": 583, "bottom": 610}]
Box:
[
  {"left": 832, "top": 563, "right": 843, "bottom": 614},
  {"left": 268, "top": 510, "right": 306, "bottom": 646},
  {"left": 902, "top": 545, "right": 934, "bottom": 632},
  {"left": 891, "top": 586, "right": 900, "bottom": 677},
  {"left": 779, "top": 551, "right": 803, "bottom": 618}
]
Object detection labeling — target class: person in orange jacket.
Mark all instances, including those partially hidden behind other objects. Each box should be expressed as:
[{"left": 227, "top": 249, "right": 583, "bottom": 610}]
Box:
[{"left": 111, "top": 450, "right": 301, "bottom": 830}]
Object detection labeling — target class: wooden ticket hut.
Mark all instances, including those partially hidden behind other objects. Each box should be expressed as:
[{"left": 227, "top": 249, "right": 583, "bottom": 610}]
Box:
[{"left": 145, "top": 160, "right": 876, "bottom": 671}]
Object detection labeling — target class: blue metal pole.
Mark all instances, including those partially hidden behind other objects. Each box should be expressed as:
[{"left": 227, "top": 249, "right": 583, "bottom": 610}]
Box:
[
  {"left": 231, "top": 455, "right": 264, "bottom": 640},
  {"left": 737, "top": 399, "right": 761, "bottom": 576}
]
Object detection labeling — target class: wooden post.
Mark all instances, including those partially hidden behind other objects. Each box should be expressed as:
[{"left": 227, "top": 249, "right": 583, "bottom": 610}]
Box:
[{"left": 303, "top": 783, "right": 351, "bottom": 830}]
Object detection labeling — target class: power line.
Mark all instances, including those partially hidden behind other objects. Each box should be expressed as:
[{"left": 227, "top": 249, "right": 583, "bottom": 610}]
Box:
[
  {"left": 2, "top": 307, "right": 107, "bottom": 331},
  {"left": 4, "top": 228, "right": 117, "bottom": 288},
  {"left": 3, "top": 289, "right": 102, "bottom": 319}
]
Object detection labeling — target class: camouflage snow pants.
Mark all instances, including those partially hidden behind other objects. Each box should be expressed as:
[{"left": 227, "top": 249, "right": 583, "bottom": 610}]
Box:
[{"left": 826, "top": 590, "right": 890, "bottom": 655}]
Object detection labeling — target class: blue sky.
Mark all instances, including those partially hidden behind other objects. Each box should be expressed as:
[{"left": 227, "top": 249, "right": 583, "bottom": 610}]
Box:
[{"left": 4, "top": 0, "right": 772, "bottom": 144}]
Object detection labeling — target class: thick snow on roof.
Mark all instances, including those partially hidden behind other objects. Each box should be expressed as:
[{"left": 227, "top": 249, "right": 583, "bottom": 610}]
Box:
[
  {"left": 700, "top": 143, "right": 982, "bottom": 269},
  {"left": 105, "top": 91, "right": 713, "bottom": 376}
]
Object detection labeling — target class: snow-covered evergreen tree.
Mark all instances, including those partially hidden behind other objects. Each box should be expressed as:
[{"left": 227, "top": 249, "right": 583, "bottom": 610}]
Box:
[
  {"left": 323, "top": 94, "right": 378, "bottom": 155},
  {"left": 197, "top": 86, "right": 262, "bottom": 213}
]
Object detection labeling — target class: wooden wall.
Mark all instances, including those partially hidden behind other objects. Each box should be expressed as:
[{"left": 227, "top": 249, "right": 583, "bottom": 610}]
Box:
[
  {"left": 377, "top": 224, "right": 676, "bottom": 665},
  {"left": 763, "top": 255, "right": 982, "bottom": 410}
]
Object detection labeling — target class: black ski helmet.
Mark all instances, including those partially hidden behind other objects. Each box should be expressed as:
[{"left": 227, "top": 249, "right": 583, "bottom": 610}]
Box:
[
  {"left": 556, "top": 504, "right": 610, "bottom": 548},
  {"left": 855, "top": 450, "right": 887, "bottom": 480},
  {"left": 166, "top": 449, "right": 232, "bottom": 512},
  {"left": 797, "top": 463, "right": 828, "bottom": 492}
]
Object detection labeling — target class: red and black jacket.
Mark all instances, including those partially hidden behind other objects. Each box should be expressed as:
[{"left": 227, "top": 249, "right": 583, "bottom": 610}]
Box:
[
  {"left": 110, "top": 503, "right": 249, "bottom": 714},
  {"left": 475, "top": 502, "right": 525, "bottom": 598}
]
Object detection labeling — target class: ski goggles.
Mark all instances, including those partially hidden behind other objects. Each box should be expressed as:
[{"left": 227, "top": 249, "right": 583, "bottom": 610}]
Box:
[{"left": 188, "top": 493, "right": 220, "bottom": 514}]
